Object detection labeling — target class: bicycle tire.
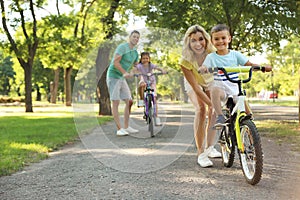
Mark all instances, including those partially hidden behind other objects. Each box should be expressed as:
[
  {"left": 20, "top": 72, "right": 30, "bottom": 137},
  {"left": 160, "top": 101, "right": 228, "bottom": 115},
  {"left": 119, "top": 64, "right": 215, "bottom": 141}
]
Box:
[
  {"left": 147, "top": 95, "right": 154, "bottom": 137},
  {"left": 238, "top": 119, "right": 263, "bottom": 185},
  {"left": 219, "top": 125, "right": 235, "bottom": 167}
]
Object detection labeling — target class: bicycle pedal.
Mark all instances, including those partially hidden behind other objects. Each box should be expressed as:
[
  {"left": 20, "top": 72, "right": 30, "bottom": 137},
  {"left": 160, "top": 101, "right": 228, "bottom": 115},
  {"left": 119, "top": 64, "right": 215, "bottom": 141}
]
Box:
[
  {"left": 213, "top": 124, "right": 227, "bottom": 130},
  {"left": 218, "top": 139, "right": 226, "bottom": 144}
]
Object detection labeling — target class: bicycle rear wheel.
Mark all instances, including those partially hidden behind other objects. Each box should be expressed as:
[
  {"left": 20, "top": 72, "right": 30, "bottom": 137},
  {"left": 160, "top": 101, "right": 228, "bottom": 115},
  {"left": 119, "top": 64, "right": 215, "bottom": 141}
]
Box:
[
  {"left": 239, "top": 119, "right": 263, "bottom": 185},
  {"left": 147, "top": 95, "right": 154, "bottom": 137},
  {"left": 219, "top": 125, "right": 235, "bottom": 167}
]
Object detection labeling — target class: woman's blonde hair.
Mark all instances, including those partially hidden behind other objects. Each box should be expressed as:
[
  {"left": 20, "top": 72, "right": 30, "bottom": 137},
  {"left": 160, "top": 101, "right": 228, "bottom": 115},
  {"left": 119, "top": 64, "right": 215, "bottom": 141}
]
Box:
[{"left": 182, "top": 25, "right": 216, "bottom": 67}]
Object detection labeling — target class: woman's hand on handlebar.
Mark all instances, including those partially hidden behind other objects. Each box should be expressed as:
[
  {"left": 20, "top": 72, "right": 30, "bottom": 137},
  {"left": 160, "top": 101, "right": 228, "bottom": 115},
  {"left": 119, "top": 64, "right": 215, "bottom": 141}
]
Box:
[{"left": 198, "top": 66, "right": 209, "bottom": 74}]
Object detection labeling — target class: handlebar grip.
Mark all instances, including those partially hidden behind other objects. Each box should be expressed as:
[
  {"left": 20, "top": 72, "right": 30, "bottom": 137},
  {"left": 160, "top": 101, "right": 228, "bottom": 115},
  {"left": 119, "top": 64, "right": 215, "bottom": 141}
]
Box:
[
  {"left": 263, "top": 66, "right": 272, "bottom": 72},
  {"left": 252, "top": 66, "right": 272, "bottom": 73}
]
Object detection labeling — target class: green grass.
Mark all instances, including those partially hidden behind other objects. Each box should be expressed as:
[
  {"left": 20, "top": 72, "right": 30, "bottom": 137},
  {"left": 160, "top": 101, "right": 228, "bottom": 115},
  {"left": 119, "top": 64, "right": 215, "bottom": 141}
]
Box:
[
  {"left": 256, "top": 120, "right": 300, "bottom": 151},
  {"left": 249, "top": 99, "right": 298, "bottom": 106},
  {"left": 0, "top": 111, "right": 112, "bottom": 176}
]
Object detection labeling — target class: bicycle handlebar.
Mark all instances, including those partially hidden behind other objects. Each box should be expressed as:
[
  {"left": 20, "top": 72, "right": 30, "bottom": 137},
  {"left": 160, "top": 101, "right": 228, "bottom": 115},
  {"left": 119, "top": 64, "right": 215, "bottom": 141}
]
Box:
[
  {"left": 205, "top": 66, "right": 272, "bottom": 84},
  {"left": 134, "top": 72, "right": 168, "bottom": 77}
]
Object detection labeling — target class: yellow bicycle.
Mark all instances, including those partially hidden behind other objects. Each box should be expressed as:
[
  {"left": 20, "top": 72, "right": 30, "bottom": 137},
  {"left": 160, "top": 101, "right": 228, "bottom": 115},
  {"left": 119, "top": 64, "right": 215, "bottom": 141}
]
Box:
[{"left": 213, "top": 66, "right": 271, "bottom": 185}]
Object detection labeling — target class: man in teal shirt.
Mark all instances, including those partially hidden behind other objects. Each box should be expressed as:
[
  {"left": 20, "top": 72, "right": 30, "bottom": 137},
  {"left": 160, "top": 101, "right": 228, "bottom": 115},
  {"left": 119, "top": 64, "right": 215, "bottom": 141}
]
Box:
[{"left": 106, "top": 30, "right": 140, "bottom": 136}]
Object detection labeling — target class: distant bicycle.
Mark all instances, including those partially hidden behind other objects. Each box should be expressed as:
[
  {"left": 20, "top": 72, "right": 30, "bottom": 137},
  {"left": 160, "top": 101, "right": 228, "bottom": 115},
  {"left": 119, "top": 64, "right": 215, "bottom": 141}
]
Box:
[
  {"left": 209, "top": 66, "right": 271, "bottom": 185},
  {"left": 134, "top": 72, "right": 166, "bottom": 137}
]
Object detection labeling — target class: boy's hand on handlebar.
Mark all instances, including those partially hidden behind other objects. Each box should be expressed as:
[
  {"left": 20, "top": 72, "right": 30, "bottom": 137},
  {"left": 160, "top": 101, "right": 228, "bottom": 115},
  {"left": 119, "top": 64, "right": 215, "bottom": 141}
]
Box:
[
  {"left": 263, "top": 65, "right": 272, "bottom": 73},
  {"left": 252, "top": 65, "right": 272, "bottom": 73}
]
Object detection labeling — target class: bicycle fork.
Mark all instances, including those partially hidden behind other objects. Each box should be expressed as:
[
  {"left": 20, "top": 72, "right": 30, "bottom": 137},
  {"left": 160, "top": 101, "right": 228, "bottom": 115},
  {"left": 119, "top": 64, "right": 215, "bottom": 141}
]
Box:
[
  {"left": 232, "top": 96, "right": 247, "bottom": 153},
  {"left": 144, "top": 93, "right": 156, "bottom": 119}
]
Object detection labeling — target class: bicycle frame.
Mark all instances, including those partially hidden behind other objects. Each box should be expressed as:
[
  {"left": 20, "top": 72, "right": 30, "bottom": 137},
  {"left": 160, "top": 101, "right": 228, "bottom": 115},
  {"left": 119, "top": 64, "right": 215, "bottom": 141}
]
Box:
[
  {"left": 218, "top": 66, "right": 254, "bottom": 153},
  {"left": 134, "top": 72, "right": 164, "bottom": 137},
  {"left": 134, "top": 72, "right": 160, "bottom": 115},
  {"left": 144, "top": 76, "right": 156, "bottom": 119},
  {"left": 233, "top": 96, "right": 247, "bottom": 153}
]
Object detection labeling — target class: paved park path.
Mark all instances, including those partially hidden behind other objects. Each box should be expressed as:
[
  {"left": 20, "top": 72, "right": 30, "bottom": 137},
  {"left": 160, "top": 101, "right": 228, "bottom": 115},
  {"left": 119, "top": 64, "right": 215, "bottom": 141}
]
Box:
[{"left": 0, "top": 102, "right": 299, "bottom": 200}]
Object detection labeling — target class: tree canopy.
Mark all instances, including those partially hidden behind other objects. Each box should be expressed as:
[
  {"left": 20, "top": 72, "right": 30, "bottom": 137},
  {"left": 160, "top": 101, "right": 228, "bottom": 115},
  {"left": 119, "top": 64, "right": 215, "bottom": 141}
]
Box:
[{"left": 136, "top": 0, "right": 299, "bottom": 53}]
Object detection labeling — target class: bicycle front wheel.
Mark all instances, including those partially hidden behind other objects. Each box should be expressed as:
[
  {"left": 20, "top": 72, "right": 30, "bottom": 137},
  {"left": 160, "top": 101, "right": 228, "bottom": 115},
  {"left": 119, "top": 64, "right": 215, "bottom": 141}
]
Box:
[
  {"left": 239, "top": 119, "right": 263, "bottom": 185},
  {"left": 147, "top": 95, "right": 154, "bottom": 137}
]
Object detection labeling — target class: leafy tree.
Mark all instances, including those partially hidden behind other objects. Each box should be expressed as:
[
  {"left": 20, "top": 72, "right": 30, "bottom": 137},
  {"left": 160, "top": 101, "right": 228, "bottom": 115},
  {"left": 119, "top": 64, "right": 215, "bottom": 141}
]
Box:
[
  {"left": 38, "top": 13, "right": 78, "bottom": 104},
  {"left": 37, "top": 0, "right": 101, "bottom": 106},
  {"left": 136, "top": 0, "right": 299, "bottom": 53},
  {"left": 267, "top": 35, "right": 300, "bottom": 96},
  {"left": 31, "top": 58, "right": 54, "bottom": 101},
  {"left": 265, "top": 35, "right": 300, "bottom": 121},
  {"left": 0, "top": 0, "right": 40, "bottom": 112},
  {"left": 0, "top": 55, "right": 15, "bottom": 95}
]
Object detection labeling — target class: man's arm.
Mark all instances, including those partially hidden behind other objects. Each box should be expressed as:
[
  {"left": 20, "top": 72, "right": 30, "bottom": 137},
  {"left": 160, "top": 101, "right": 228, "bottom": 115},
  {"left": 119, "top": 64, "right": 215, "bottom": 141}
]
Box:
[{"left": 113, "top": 54, "right": 127, "bottom": 75}]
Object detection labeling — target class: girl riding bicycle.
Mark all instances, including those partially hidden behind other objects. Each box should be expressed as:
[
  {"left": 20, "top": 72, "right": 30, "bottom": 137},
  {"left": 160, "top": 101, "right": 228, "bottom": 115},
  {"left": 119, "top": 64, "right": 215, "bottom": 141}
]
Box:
[{"left": 136, "top": 52, "right": 167, "bottom": 126}]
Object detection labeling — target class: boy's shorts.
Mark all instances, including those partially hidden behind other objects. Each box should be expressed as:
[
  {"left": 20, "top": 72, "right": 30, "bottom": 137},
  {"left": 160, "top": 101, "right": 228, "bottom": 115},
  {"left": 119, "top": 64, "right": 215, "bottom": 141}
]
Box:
[{"left": 106, "top": 78, "right": 132, "bottom": 101}]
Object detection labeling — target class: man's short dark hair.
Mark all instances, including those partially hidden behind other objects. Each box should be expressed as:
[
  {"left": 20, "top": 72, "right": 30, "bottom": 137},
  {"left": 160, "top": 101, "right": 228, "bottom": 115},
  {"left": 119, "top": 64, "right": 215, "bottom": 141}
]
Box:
[{"left": 130, "top": 30, "right": 140, "bottom": 36}]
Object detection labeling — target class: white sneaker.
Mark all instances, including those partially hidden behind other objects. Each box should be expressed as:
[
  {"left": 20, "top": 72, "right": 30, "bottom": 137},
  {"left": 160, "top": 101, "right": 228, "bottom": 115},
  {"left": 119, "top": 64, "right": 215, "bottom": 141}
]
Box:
[
  {"left": 197, "top": 151, "right": 213, "bottom": 168},
  {"left": 155, "top": 117, "right": 162, "bottom": 126},
  {"left": 208, "top": 147, "right": 222, "bottom": 158},
  {"left": 137, "top": 100, "right": 144, "bottom": 107},
  {"left": 116, "top": 129, "right": 129, "bottom": 136},
  {"left": 124, "top": 126, "right": 139, "bottom": 133}
]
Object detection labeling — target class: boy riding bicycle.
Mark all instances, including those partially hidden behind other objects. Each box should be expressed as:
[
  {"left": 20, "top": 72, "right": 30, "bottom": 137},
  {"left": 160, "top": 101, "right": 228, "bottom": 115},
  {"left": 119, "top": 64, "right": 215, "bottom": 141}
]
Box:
[{"left": 200, "top": 24, "right": 270, "bottom": 127}]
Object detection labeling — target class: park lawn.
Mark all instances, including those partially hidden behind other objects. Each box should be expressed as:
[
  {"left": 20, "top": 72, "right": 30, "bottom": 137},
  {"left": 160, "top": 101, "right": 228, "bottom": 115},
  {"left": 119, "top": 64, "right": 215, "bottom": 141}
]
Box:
[
  {"left": 0, "top": 112, "right": 112, "bottom": 176},
  {"left": 249, "top": 99, "right": 298, "bottom": 107},
  {"left": 256, "top": 120, "right": 300, "bottom": 151}
]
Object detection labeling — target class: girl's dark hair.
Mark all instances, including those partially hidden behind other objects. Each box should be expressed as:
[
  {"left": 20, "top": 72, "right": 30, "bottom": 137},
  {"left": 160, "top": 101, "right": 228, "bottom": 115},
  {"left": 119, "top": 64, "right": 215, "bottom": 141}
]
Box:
[{"left": 139, "top": 52, "right": 150, "bottom": 63}]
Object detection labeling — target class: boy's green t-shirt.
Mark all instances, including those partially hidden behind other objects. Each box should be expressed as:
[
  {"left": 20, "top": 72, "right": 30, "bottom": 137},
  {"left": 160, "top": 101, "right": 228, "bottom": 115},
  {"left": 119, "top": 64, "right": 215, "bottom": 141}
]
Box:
[{"left": 107, "top": 42, "right": 139, "bottom": 79}]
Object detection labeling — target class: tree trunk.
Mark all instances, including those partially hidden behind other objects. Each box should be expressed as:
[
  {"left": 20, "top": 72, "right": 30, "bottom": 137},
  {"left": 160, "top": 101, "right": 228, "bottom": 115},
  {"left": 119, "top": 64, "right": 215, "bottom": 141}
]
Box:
[
  {"left": 64, "top": 66, "right": 73, "bottom": 106},
  {"left": 24, "top": 64, "right": 33, "bottom": 112},
  {"left": 51, "top": 68, "right": 60, "bottom": 104},
  {"left": 0, "top": 0, "right": 38, "bottom": 112},
  {"left": 95, "top": 0, "right": 120, "bottom": 116},
  {"left": 96, "top": 45, "right": 112, "bottom": 115}
]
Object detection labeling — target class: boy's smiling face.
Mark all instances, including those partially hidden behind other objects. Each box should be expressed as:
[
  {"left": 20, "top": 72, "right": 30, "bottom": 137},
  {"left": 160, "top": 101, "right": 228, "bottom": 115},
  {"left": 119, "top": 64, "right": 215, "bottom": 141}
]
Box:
[{"left": 211, "top": 30, "right": 231, "bottom": 55}]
